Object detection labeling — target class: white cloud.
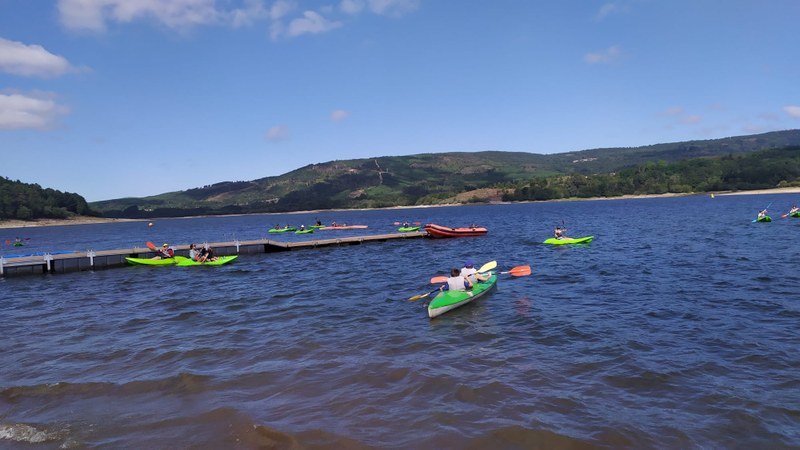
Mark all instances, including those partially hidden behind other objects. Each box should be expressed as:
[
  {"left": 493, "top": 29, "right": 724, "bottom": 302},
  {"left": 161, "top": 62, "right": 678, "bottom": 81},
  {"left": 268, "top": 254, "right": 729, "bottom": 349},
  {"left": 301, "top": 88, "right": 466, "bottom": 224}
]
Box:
[
  {"left": 0, "top": 92, "right": 69, "bottom": 130},
  {"left": 286, "top": 11, "right": 341, "bottom": 37},
  {"left": 231, "top": 0, "right": 270, "bottom": 28},
  {"left": 584, "top": 45, "right": 621, "bottom": 64},
  {"left": 784, "top": 105, "right": 800, "bottom": 119},
  {"left": 595, "top": 2, "right": 629, "bottom": 21},
  {"left": 58, "top": 0, "right": 222, "bottom": 31},
  {"left": 266, "top": 125, "right": 289, "bottom": 141},
  {"left": 330, "top": 110, "right": 350, "bottom": 122},
  {"left": 367, "top": 0, "right": 419, "bottom": 16},
  {"left": 0, "top": 38, "right": 77, "bottom": 78},
  {"left": 270, "top": 0, "right": 295, "bottom": 20}
]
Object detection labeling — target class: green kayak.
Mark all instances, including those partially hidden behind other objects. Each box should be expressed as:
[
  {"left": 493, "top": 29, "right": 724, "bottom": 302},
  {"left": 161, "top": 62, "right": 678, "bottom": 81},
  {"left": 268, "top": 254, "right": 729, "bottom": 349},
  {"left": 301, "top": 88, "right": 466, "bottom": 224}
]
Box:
[
  {"left": 753, "top": 216, "right": 772, "bottom": 222},
  {"left": 125, "top": 257, "right": 177, "bottom": 266},
  {"left": 543, "top": 236, "right": 594, "bottom": 245},
  {"left": 269, "top": 227, "right": 297, "bottom": 233},
  {"left": 428, "top": 274, "right": 497, "bottom": 318},
  {"left": 174, "top": 255, "right": 238, "bottom": 266},
  {"left": 295, "top": 229, "right": 314, "bottom": 234},
  {"left": 789, "top": 212, "right": 800, "bottom": 218},
  {"left": 398, "top": 226, "right": 420, "bottom": 232}
]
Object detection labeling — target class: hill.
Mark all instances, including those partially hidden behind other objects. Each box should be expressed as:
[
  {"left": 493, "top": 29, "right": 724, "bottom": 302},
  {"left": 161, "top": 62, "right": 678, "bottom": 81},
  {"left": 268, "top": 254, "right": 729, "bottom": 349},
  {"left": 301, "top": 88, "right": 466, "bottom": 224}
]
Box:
[
  {"left": 0, "top": 177, "right": 95, "bottom": 220},
  {"left": 91, "top": 129, "right": 800, "bottom": 218}
]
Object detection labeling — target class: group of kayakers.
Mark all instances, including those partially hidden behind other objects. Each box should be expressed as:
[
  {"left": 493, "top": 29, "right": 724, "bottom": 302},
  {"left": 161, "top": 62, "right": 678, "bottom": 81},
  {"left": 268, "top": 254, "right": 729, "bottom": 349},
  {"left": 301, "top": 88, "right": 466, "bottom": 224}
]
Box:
[
  {"left": 757, "top": 204, "right": 798, "bottom": 220},
  {"left": 152, "top": 243, "right": 217, "bottom": 262}
]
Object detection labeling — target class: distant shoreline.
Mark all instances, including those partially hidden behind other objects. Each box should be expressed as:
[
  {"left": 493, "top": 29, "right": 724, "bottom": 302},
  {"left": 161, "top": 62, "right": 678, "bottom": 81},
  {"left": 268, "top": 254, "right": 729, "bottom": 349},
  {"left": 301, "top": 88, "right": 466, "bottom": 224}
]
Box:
[{"left": 2, "top": 187, "right": 799, "bottom": 229}]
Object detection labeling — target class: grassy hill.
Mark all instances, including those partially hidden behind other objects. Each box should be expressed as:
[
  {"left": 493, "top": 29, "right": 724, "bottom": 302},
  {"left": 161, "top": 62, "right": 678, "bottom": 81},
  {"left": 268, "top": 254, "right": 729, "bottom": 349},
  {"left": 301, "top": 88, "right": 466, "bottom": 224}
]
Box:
[{"left": 91, "top": 129, "right": 800, "bottom": 218}]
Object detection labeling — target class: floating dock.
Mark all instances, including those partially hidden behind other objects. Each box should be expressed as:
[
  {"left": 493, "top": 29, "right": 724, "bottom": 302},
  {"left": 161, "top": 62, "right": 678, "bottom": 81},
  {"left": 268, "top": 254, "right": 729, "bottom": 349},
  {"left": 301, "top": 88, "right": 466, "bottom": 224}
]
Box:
[{"left": 0, "top": 231, "right": 427, "bottom": 277}]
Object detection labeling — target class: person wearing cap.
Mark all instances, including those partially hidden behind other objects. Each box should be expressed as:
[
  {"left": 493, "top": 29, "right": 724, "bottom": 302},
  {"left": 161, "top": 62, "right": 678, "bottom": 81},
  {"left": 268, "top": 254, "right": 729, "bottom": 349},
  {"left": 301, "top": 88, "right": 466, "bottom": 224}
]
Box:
[
  {"left": 152, "top": 243, "right": 174, "bottom": 259},
  {"left": 460, "top": 260, "right": 491, "bottom": 283}
]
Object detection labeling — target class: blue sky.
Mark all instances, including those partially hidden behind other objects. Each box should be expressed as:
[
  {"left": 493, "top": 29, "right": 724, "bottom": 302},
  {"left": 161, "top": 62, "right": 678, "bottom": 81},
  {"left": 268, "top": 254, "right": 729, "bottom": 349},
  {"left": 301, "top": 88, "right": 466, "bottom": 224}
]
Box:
[{"left": 1, "top": 0, "right": 799, "bottom": 202}]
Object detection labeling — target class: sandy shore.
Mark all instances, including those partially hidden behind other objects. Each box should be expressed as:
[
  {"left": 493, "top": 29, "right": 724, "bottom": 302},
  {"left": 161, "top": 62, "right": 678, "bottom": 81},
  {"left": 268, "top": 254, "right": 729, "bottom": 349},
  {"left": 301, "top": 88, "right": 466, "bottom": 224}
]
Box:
[
  {"left": 2, "top": 187, "right": 799, "bottom": 229},
  {"left": 0, "top": 216, "right": 143, "bottom": 229}
]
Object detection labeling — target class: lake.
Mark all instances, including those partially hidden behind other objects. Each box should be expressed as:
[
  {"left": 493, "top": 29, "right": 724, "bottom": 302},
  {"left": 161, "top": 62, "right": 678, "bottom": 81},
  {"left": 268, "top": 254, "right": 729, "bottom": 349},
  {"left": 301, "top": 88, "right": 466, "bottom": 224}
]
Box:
[{"left": 1, "top": 194, "right": 799, "bottom": 449}]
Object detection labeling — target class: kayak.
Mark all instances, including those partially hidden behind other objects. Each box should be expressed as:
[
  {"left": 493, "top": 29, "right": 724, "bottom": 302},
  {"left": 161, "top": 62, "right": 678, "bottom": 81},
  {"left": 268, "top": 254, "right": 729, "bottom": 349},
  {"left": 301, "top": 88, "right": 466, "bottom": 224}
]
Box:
[
  {"left": 295, "top": 229, "right": 314, "bottom": 234},
  {"left": 543, "top": 236, "right": 594, "bottom": 245},
  {"left": 125, "top": 257, "right": 177, "bottom": 266},
  {"left": 398, "top": 226, "right": 420, "bottom": 232},
  {"left": 428, "top": 274, "right": 497, "bottom": 318},
  {"left": 174, "top": 255, "right": 238, "bottom": 266},
  {"left": 310, "top": 225, "right": 326, "bottom": 228},
  {"left": 269, "top": 227, "right": 297, "bottom": 232},
  {"left": 790, "top": 212, "right": 800, "bottom": 218},
  {"left": 424, "top": 223, "right": 488, "bottom": 238},
  {"left": 753, "top": 216, "right": 772, "bottom": 222}
]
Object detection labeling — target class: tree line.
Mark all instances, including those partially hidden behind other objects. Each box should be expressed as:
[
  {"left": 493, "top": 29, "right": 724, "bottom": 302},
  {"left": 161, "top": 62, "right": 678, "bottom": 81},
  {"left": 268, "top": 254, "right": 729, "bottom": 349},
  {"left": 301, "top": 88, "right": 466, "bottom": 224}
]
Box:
[
  {"left": 502, "top": 147, "right": 800, "bottom": 201},
  {"left": 0, "top": 177, "right": 95, "bottom": 220}
]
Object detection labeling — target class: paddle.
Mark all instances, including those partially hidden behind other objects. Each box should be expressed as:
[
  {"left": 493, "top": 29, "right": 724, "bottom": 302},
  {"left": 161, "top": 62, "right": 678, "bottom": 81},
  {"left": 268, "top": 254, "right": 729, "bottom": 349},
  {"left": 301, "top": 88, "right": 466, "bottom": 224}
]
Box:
[
  {"left": 429, "top": 261, "right": 497, "bottom": 283},
  {"left": 501, "top": 265, "right": 531, "bottom": 276},
  {"left": 408, "top": 288, "right": 440, "bottom": 302},
  {"left": 752, "top": 202, "right": 773, "bottom": 222}
]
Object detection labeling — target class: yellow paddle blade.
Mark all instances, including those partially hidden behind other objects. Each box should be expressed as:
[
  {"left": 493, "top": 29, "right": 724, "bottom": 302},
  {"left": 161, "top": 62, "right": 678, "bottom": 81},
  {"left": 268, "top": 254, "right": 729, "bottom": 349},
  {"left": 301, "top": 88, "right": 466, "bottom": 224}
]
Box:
[{"left": 478, "top": 260, "right": 497, "bottom": 273}]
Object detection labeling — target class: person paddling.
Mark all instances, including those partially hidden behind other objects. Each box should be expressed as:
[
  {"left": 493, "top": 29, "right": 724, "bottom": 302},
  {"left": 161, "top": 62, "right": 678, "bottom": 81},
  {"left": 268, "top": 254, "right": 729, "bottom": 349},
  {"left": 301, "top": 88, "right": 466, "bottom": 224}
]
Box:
[
  {"left": 460, "top": 260, "right": 491, "bottom": 283},
  {"left": 153, "top": 243, "right": 174, "bottom": 259},
  {"left": 757, "top": 209, "right": 768, "bottom": 219},
  {"left": 554, "top": 225, "right": 571, "bottom": 240},
  {"left": 441, "top": 268, "right": 472, "bottom": 292}
]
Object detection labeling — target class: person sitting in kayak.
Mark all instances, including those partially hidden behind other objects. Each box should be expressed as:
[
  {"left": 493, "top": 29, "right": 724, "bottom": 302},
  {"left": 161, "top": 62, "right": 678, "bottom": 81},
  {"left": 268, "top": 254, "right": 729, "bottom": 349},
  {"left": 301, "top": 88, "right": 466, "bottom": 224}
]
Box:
[
  {"left": 315, "top": 219, "right": 322, "bottom": 226},
  {"left": 299, "top": 224, "right": 306, "bottom": 231},
  {"left": 441, "top": 268, "right": 472, "bottom": 292},
  {"left": 189, "top": 243, "right": 200, "bottom": 261},
  {"left": 197, "top": 246, "right": 217, "bottom": 263},
  {"left": 460, "top": 260, "right": 491, "bottom": 283},
  {"left": 554, "top": 226, "right": 570, "bottom": 240},
  {"left": 789, "top": 205, "right": 799, "bottom": 214},
  {"left": 402, "top": 221, "right": 410, "bottom": 228},
  {"left": 153, "top": 243, "right": 174, "bottom": 259},
  {"left": 757, "top": 209, "right": 767, "bottom": 219}
]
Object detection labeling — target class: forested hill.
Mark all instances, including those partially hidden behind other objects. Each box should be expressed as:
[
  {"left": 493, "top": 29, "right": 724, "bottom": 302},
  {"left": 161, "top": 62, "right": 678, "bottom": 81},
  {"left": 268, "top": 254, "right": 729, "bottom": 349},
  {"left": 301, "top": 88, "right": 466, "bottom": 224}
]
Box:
[
  {"left": 0, "top": 177, "right": 95, "bottom": 220},
  {"left": 90, "top": 129, "right": 800, "bottom": 218}
]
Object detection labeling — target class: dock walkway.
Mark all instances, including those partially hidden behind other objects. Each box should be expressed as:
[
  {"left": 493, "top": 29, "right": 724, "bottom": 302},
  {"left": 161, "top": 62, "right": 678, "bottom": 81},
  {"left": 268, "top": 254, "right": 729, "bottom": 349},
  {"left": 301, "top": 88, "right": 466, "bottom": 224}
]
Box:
[{"left": 0, "top": 231, "right": 427, "bottom": 277}]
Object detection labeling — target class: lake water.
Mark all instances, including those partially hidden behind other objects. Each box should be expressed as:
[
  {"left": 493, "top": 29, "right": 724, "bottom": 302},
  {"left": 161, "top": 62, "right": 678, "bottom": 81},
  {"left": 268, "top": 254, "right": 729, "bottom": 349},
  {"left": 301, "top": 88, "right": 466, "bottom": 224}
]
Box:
[{"left": 1, "top": 194, "right": 799, "bottom": 449}]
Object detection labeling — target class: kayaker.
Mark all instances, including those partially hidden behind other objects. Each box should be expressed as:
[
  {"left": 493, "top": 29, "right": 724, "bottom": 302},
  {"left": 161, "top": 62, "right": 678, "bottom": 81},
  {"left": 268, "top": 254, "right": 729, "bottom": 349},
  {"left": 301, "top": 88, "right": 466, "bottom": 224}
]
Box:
[
  {"left": 554, "top": 226, "right": 568, "bottom": 240},
  {"left": 757, "top": 209, "right": 767, "bottom": 219},
  {"left": 197, "top": 246, "right": 217, "bottom": 263},
  {"left": 402, "top": 221, "right": 410, "bottom": 228},
  {"left": 299, "top": 224, "right": 305, "bottom": 231},
  {"left": 153, "top": 243, "right": 174, "bottom": 259},
  {"left": 189, "top": 243, "right": 200, "bottom": 261},
  {"left": 441, "top": 268, "right": 472, "bottom": 292},
  {"left": 460, "top": 261, "right": 491, "bottom": 283},
  {"left": 789, "top": 205, "right": 799, "bottom": 214}
]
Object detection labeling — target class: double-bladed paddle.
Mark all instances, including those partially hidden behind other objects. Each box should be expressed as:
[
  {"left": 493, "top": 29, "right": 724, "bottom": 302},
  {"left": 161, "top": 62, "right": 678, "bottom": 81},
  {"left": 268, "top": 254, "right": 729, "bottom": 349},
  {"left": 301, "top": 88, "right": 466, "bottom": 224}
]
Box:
[{"left": 429, "top": 260, "right": 497, "bottom": 284}]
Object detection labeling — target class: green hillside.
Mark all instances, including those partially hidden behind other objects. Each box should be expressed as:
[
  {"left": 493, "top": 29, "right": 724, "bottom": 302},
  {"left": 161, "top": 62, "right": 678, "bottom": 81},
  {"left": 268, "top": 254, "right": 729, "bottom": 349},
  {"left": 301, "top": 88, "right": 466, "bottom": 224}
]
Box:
[
  {"left": 0, "top": 177, "right": 95, "bottom": 220},
  {"left": 91, "top": 129, "right": 800, "bottom": 218}
]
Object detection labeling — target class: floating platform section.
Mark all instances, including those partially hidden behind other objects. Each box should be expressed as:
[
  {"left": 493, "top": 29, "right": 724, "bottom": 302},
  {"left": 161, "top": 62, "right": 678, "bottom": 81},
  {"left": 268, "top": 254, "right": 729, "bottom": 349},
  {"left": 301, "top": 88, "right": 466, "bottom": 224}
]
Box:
[{"left": 0, "top": 231, "right": 426, "bottom": 277}]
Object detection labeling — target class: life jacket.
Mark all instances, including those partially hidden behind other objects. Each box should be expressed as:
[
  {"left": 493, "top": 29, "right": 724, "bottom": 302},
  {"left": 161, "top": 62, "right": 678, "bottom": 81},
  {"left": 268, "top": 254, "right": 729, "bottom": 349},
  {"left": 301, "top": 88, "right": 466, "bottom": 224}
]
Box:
[{"left": 447, "top": 276, "right": 468, "bottom": 291}]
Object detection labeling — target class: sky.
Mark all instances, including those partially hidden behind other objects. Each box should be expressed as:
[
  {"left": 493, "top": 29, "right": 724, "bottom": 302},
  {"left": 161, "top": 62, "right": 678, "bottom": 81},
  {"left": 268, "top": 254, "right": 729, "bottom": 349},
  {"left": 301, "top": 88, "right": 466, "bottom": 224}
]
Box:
[{"left": 1, "top": 1, "right": 799, "bottom": 202}]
